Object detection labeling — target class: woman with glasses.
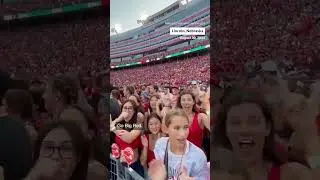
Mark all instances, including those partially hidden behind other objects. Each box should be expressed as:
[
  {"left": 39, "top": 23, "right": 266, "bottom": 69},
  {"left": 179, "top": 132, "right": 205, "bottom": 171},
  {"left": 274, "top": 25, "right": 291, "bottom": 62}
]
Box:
[
  {"left": 110, "top": 99, "right": 145, "bottom": 177},
  {"left": 42, "top": 74, "right": 107, "bottom": 180},
  {"left": 24, "top": 121, "right": 89, "bottom": 180}
]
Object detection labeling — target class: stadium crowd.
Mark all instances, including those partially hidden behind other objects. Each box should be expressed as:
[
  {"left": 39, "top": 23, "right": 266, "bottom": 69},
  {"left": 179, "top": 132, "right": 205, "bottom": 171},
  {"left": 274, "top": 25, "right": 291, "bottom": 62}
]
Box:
[
  {"left": 198, "top": 1, "right": 320, "bottom": 180},
  {"left": 111, "top": 0, "right": 320, "bottom": 180},
  {"left": 111, "top": 55, "right": 210, "bottom": 86},
  {"left": 0, "top": 71, "right": 109, "bottom": 180},
  {"left": 0, "top": 2, "right": 110, "bottom": 180},
  {"left": 1, "top": 0, "right": 320, "bottom": 179},
  {"left": 213, "top": 0, "right": 320, "bottom": 78},
  {"left": 109, "top": 79, "right": 211, "bottom": 179},
  {"left": 0, "top": 16, "right": 108, "bottom": 81}
]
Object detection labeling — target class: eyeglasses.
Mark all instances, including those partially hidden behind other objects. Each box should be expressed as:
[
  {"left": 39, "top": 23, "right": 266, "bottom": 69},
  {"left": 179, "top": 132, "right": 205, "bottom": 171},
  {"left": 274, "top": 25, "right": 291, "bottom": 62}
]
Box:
[
  {"left": 123, "top": 106, "right": 133, "bottom": 111},
  {"left": 40, "top": 143, "right": 74, "bottom": 159}
]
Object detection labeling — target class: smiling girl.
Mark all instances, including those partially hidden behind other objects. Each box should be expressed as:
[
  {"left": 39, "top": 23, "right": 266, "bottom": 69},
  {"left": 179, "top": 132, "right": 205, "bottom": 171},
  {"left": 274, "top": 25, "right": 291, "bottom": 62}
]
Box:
[{"left": 140, "top": 113, "right": 163, "bottom": 168}]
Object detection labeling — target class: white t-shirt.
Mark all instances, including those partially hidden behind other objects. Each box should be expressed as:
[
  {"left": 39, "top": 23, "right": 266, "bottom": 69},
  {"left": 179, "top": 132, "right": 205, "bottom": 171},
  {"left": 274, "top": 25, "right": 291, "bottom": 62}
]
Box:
[{"left": 153, "top": 137, "right": 209, "bottom": 180}]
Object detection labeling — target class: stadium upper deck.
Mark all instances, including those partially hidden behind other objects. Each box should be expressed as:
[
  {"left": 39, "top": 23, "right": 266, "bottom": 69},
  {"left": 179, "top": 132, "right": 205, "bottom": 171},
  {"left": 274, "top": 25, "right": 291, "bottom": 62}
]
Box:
[{"left": 110, "top": 0, "right": 210, "bottom": 62}]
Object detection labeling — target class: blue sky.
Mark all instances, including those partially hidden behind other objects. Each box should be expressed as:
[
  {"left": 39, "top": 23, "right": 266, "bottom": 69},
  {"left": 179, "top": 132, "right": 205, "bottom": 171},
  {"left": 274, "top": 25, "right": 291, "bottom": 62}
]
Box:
[{"left": 110, "top": 0, "right": 177, "bottom": 35}]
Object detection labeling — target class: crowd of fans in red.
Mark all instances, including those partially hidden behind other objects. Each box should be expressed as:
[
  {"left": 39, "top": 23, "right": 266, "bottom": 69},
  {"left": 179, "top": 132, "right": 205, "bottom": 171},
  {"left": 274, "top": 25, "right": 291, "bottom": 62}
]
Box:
[
  {"left": 212, "top": 0, "right": 320, "bottom": 79},
  {"left": 110, "top": 55, "right": 210, "bottom": 86},
  {"left": 0, "top": 17, "right": 108, "bottom": 81}
]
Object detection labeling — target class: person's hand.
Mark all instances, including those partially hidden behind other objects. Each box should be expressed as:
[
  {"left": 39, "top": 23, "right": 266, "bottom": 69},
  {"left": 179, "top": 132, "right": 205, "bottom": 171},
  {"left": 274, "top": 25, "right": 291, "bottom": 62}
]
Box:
[
  {"left": 141, "top": 135, "right": 148, "bottom": 148},
  {"left": 119, "top": 112, "right": 129, "bottom": 120},
  {"left": 25, "top": 159, "right": 63, "bottom": 180},
  {"left": 115, "top": 130, "right": 126, "bottom": 137},
  {"left": 110, "top": 118, "right": 116, "bottom": 132},
  {"left": 148, "top": 160, "right": 166, "bottom": 180},
  {"left": 178, "top": 166, "right": 195, "bottom": 180},
  {"left": 162, "top": 96, "right": 171, "bottom": 107}
]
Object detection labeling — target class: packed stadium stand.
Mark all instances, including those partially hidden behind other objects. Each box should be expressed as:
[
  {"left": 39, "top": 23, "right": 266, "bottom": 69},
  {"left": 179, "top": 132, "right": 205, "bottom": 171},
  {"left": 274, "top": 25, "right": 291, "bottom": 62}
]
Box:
[
  {"left": 110, "top": 0, "right": 210, "bottom": 86},
  {"left": 111, "top": 55, "right": 210, "bottom": 86},
  {"left": 0, "top": 0, "right": 108, "bottom": 81},
  {"left": 212, "top": 0, "right": 320, "bottom": 79}
]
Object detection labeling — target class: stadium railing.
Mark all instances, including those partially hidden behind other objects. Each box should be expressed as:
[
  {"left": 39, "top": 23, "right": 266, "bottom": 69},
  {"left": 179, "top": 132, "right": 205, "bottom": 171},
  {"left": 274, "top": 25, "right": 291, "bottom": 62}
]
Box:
[{"left": 109, "top": 155, "right": 145, "bottom": 180}]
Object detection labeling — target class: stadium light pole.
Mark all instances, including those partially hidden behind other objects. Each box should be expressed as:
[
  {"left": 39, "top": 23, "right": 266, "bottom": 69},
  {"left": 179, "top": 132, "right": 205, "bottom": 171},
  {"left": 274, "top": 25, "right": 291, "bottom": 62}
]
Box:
[
  {"left": 111, "top": 24, "right": 122, "bottom": 35},
  {"left": 180, "top": 0, "right": 192, "bottom": 6},
  {"left": 137, "top": 14, "right": 148, "bottom": 25}
]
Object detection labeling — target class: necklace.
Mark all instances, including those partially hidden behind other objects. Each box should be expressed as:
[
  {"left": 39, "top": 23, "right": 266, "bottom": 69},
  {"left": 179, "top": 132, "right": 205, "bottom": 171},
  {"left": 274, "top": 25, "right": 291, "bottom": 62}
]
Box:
[{"left": 170, "top": 141, "right": 186, "bottom": 180}]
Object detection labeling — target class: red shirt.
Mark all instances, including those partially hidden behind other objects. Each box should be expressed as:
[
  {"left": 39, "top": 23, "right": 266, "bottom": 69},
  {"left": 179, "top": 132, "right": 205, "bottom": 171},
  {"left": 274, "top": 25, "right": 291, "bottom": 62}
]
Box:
[
  {"left": 187, "top": 113, "right": 204, "bottom": 148},
  {"left": 146, "top": 134, "right": 156, "bottom": 166},
  {"left": 115, "top": 134, "right": 142, "bottom": 150},
  {"left": 268, "top": 166, "right": 281, "bottom": 180}
]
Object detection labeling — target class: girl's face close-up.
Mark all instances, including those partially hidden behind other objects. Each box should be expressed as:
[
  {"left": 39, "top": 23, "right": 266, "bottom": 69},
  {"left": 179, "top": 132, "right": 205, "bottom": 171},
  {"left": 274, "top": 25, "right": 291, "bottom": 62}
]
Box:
[
  {"left": 226, "top": 103, "right": 270, "bottom": 164},
  {"left": 148, "top": 117, "right": 161, "bottom": 134},
  {"left": 122, "top": 101, "right": 135, "bottom": 120},
  {"left": 172, "top": 88, "right": 179, "bottom": 95},
  {"left": 40, "top": 128, "right": 78, "bottom": 179},
  {"left": 123, "top": 87, "right": 129, "bottom": 96},
  {"left": 180, "top": 94, "right": 195, "bottom": 110},
  {"left": 150, "top": 96, "right": 158, "bottom": 109},
  {"left": 167, "top": 115, "right": 189, "bottom": 147}
]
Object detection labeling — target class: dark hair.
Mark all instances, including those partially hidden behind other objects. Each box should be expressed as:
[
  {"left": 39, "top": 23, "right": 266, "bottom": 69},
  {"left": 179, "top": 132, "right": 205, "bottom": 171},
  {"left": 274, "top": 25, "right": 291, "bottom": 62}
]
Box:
[
  {"left": 121, "top": 100, "right": 139, "bottom": 124},
  {"left": 128, "top": 94, "right": 145, "bottom": 114},
  {"left": 34, "top": 121, "right": 89, "bottom": 180},
  {"left": 119, "top": 90, "right": 124, "bottom": 99},
  {"left": 4, "top": 89, "right": 33, "bottom": 119},
  {"left": 146, "top": 112, "right": 162, "bottom": 134},
  {"left": 149, "top": 85, "right": 158, "bottom": 92},
  {"left": 176, "top": 90, "right": 197, "bottom": 112},
  {"left": 111, "top": 89, "right": 121, "bottom": 100},
  {"left": 212, "top": 89, "right": 281, "bottom": 165},
  {"left": 69, "top": 105, "right": 108, "bottom": 167},
  {"left": 50, "top": 75, "right": 78, "bottom": 105},
  {"left": 153, "top": 85, "right": 159, "bottom": 92},
  {"left": 149, "top": 95, "right": 160, "bottom": 113},
  {"left": 126, "top": 86, "right": 135, "bottom": 95},
  {"left": 0, "top": 71, "right": 24, "bottom": 102}
]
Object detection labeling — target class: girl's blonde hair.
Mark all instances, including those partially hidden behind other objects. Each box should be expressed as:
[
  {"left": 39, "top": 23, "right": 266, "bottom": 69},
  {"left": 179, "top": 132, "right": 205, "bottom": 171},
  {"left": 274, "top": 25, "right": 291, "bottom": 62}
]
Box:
[{"left": 164, "top": 108, "right": 188, "bottom": 127}]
